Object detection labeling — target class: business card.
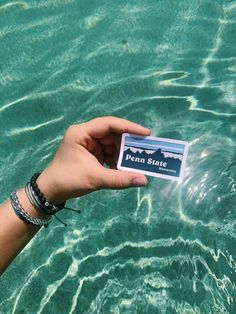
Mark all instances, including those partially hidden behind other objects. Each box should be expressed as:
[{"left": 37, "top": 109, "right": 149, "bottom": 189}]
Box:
[{"left": 117, "top": 133, "right": 189, "bottom": 182}]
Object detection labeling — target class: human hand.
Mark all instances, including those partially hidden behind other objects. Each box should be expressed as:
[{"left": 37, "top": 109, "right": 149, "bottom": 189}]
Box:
[{"left": 36, "top": 116, "right": 151, "bottom": 203}]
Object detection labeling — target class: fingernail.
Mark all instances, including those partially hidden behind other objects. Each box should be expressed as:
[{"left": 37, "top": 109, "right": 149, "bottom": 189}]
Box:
[
  {"left": 144, "top": 128, "right": 151, "bottom": 134},
  {"left": 132, "top": 177, "right": 147, "bottom": 187}
]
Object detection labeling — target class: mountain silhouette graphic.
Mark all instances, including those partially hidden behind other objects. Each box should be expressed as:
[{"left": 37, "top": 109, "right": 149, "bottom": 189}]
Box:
[{"left": 121, "top": 147, "right": 181, "bottom": 177}]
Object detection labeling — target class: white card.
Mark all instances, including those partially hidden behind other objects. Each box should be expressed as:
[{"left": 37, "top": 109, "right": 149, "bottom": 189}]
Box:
[{"left": 117, "top": 133, "right": 189, "bottom": 182}]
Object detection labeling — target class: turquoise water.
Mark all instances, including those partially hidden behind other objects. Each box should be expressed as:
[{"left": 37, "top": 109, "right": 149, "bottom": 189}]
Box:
[{"left": 0, "top": 0, "right": 236, "bottom": 313}]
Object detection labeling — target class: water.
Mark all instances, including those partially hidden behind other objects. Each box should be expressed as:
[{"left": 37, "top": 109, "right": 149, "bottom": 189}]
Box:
[{"left": 0, "top": 0, "right": 236, "bottom": 313}]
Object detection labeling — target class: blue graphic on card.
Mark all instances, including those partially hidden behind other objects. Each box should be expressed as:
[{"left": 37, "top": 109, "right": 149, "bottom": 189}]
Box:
[{"left": 118, "top": 133, "right": 188, "bottom": 181}]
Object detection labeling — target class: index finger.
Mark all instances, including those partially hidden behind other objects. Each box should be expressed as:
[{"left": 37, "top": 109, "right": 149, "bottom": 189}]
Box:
[{"left": 84, "top": 116, "right": 151, "bottom": 139}]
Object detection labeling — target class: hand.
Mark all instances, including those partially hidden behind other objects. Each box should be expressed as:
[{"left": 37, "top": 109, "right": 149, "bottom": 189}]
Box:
[{"left": 36, "top": 116, "right": 151, "bottom": 203}]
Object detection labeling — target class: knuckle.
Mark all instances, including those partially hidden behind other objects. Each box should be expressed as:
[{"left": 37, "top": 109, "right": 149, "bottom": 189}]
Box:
[
  {"left": 89, "top": 173, "right": 104, "bottom": 190},
  {"left": 90, "top": 116, "right": 115, "bottom": 124},
  {"left": 105, "top": 115, "right": 115, "bottom": 120},
  {"left": 105, "top": 116, "right": 116, "bottom": 124},
  {"left": 64, "top": 124, "right": 82, "bottom": 140},
  {"left": 95, "top": 169, "right": 109, "bottom": 189},
  {"left": 66, "top": 124, "right": 77, "bottom": 135}
]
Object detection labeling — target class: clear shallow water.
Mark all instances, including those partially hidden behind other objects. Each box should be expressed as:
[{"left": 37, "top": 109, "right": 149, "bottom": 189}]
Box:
[{"left": 0, "top": 0, "right": 236, "bottom": 313}]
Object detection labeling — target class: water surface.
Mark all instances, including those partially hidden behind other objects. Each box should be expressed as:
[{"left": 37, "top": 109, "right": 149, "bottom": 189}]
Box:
[{"left": 0, "top": 0, "right": 236, "bottom": 313}]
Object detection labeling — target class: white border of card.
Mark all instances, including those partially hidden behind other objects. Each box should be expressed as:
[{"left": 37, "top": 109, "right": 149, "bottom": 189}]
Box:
[{"left": 117, "top": 133, "right": 189, "bottom": 182}]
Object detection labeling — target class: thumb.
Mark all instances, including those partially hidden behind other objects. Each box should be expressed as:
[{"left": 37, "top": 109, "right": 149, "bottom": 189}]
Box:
[{"left": 99, "top": 168, "right": 148, "bottom": 189}]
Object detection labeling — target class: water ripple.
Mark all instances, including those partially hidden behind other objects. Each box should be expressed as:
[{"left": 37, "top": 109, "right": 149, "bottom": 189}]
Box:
[{"left": 1, "top": 0, "right": 236, "bottom": 313}]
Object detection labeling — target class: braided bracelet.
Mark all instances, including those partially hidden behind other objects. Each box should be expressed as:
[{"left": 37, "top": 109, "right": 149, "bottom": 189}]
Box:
[
  {"left": 29, "top": 173, "right": 65, "bottom": 215},
  {"left": 10, "top": 192, "right": 52, "bottom": 227},
  {"left": 24, "top": 172, "right": 81, "bottom": 227}
]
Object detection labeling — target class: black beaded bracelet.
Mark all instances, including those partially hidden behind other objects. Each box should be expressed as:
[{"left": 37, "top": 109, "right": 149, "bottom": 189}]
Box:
[
  {"left": 30, "top": 173, "right": 65, "bottom": 214},
  {"left": 25, "top": 172, "right": 81, "bottom": 227}
]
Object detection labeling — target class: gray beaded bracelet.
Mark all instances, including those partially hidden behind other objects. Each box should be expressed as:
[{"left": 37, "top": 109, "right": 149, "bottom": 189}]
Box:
[
  {"left": 25, "top": 182, "right": 49, "bottom": 215},
  {"left": 10, "top": 191, "right": 52, "bottom": 227},
  {"left": 25, "top": 182, "right": 61, "bottom": 215}
]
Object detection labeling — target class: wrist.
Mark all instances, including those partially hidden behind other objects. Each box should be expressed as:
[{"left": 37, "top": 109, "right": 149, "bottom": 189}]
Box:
[{"left": 36, "top": 168, "right": 67, "bottom": 204}]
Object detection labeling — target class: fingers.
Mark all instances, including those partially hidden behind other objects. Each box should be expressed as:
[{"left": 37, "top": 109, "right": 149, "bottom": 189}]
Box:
[
  {"left": 84, "top": 116, "right": 150, "bottom": 139},
  {"left": 104, "top": 155, "right": 114, "bottom": 167},
  {"left": 98, "top": 168, "right": 148, "bottom": 189},
  {"left": 90, "top": 141, "right": 104, "bottom": 164},
  {"left": 99, "top": 133, "right": 121, "bottom": 151},
  {"left": 103, "top": 145, "right": 116, "bottom": 155}
]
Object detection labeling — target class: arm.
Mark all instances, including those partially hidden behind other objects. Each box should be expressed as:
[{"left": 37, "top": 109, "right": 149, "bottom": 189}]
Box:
[{"left": 0, "top": 116, "right": 150, "bottom": 275}]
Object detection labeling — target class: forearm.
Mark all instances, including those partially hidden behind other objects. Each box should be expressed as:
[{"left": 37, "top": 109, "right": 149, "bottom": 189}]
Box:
[
  {"left": 0, "top": 188, "right": 48, "bottom": 275},
  {"left": 0, "top": 117, "right": 149, "bottom": 275}
]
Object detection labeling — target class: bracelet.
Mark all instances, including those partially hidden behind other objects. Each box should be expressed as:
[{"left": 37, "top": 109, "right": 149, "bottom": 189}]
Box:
[
  {"left": 24, "top": 172, "right": 81, "bottom": 227},
  {"left": 10, "top": 192, "right": 52, "bottom": 227},
  {"left": 25, "top": 182, "right": 51, "bottom": 215},
  {"left": 25, "top": 182, "right": 42, "bottom": 212},
  {"left": 28, "top": 173, "right": 65, "bottom": 215}
]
